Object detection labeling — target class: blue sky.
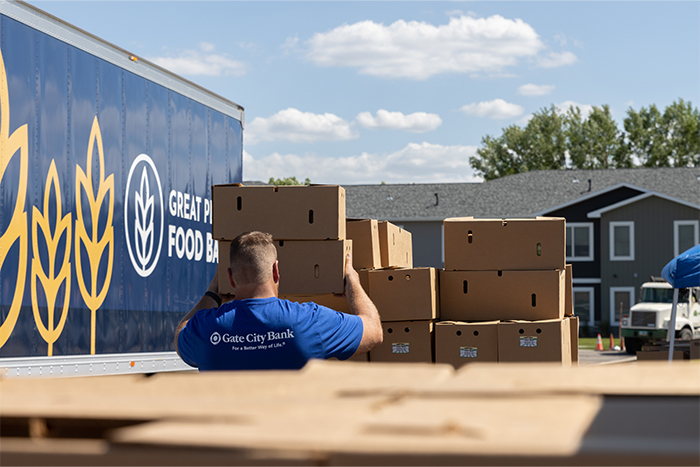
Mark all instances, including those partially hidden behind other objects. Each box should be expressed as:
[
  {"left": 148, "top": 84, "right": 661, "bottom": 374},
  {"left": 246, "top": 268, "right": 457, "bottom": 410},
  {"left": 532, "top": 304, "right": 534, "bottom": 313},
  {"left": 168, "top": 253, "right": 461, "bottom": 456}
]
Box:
[{"left": 30, "top": 1, "right": 700, "bottom": 185}]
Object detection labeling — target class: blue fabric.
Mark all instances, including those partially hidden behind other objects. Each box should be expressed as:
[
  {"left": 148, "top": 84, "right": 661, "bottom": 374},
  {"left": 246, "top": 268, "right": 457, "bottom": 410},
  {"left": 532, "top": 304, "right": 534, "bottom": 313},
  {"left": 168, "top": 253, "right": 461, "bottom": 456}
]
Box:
[
  {"left": 661, "top": 244, "right": 700, "bottom": 289},
  {"left": 177, "top": 297, "right": 363, "bottom": 370}
]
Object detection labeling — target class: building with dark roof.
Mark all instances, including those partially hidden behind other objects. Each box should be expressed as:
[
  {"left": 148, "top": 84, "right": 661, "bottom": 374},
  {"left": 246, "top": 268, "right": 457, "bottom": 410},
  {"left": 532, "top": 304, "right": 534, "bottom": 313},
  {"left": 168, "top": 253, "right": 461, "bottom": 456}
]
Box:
[{"left": 345, "top": 168, "right": 700, "bottom": 335}]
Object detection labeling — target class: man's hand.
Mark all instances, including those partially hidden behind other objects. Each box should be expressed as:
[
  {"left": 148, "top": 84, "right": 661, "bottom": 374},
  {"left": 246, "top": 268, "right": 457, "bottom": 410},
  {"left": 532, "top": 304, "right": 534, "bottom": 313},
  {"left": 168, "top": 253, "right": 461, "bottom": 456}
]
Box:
[
  {"left": 343, "top": 252, "right": 360, "bottom": 296},
  {"left": 207, "top": 274, "right": 235, "bottom": 304}
]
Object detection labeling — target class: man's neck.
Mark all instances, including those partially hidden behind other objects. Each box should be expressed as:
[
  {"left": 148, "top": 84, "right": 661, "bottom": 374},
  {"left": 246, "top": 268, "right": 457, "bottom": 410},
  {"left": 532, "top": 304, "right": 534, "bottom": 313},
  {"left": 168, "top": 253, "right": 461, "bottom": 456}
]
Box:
[{"left": 233, "top": 282, "right": 278, "bottom": 301}]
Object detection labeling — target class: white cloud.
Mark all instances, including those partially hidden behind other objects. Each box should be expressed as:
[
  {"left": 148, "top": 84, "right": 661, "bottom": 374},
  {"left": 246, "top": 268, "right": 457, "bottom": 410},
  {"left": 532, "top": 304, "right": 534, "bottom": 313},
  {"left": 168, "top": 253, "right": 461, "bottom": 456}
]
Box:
[
  {"left": 281, "top": 36, "right": 299, "bottom": 54},
  {"left": 243, "top": 142, "right": 482, "bottom": 185},
  {"left": 199, "top": 42, "right": 216, "bottom": 52},
  {"left": 518, "top": 83, "right": 555, "bottom": 96},
  {"left": 537, "top": 51, "right": 578, "bottom": 68},
  {"left": 306, "top": 15, "right": 544, "bottom": 80},
  {"left": 445, "top": 9, "right": 477, "bottom": 18},
  {"left": 553, "top": 33, "right": 567, "bottom": 47},
  {"left": 553, "top": 34, "right": 583, "bottom": 49},
  {"left": 245, "top": 108, "right": 357, "bottom": 145},
  {"left": 149, "top": 43, "right": 246, "bottom": 76},
  {"left": 461, "top": 99, "right": 524, "bottom": 119},
  {"left": 356, "top": 110, "right": 442, "bottom": 133},
  {"left": 555, "top": 100, "right": 594, "bottom": 117}
]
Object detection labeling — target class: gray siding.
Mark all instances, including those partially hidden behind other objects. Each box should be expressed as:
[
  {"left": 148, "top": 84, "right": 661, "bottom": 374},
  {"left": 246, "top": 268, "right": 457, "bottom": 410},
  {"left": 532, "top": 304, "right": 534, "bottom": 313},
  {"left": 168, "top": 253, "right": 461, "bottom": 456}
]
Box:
[
  {"left": 396, "top": 221, "right": 444, "bottom": 268},
  {"left": 600, "top": 196, "right": 700, "bottom": 324}
]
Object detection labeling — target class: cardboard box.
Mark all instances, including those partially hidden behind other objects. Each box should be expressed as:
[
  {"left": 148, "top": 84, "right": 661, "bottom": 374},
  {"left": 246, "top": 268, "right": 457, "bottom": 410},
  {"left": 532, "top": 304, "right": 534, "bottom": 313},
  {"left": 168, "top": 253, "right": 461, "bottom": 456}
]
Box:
[
  {"left": 369, "top": 321, "right": 433, "bottom": 363},
  {"left": 435, "top": 321, "right": 499, "bottom": 368},
  {"left": 346, "top": 219, "right": 381, "bottom": 270},
  {"left": 636, "top": 350, "right": 687, "bottom": 361},
  {"left": 212, "top": 184, "right": 346, "bottom": 241},
  {"left": 368, "top": 268, "right": 438, "bottom": 322},
  {"left": 217, "top": 241, "right": 234, "bottom": 295},
  {"left": 218, "top": 239, "right": 352, "bottom": 295},
  {"left": 378, "top": 221, "right": 413, "bottom": 269},
  {"left": 281, "top": 294, "right": 352, "bottom": 314},
  {"left": 498, "top": 319, "right": 572, "bottom": 365},
  {"left": 328, "top": 350, "right": 369, "bottom": 362},
  {"left": 565, "top": 264, "right": 573, "bottom": 317},
  {"left": 345, "top": 351, "right": 369, "bottom": 362},
  {"left": 569, "top": 316, "right": 579, "bottom": 365},
  {"left": 276, "top": 240, "right": 352, "bottom": 295},
  {"left": 439, "top": 269, "right": 565, "bottom": 322},
  {"left": 443, "top": 217, "right": 565, "bottom": 271},
  {"left": 279, "top": 271, "right": 372, "bottom": 313},
  {"left": 358, "top": 269, "right": 370, "bottom": 296}
]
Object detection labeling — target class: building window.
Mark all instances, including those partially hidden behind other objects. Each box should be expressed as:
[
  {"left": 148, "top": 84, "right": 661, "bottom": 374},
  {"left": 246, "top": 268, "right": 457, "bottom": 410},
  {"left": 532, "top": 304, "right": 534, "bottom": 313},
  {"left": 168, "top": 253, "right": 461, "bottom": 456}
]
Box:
[
  {"left": 610, "top": 287, "right": 635, "bottom": 325},
  {"left": 610, "top": 221, "right": 634, "bottom": 261},
  {"left": 566, "top": 223, "right": 594, "bottom": 261},
  {"left": 674, "top": 220, "right": 699, "bottom": 257},
  {"left": 573, "top": 287, "right": 595, "bottom": 327}
]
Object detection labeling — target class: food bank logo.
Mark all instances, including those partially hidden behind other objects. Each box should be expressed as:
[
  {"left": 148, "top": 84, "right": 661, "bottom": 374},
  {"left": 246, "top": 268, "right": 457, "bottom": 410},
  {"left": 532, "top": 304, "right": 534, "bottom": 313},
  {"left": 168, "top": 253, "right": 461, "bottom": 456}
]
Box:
[
  {"left": 125, "top": 154, "right": 164, "bottom": 277},
  {"left": 210, "top": 332, "right": 222, "bottom": 345}
]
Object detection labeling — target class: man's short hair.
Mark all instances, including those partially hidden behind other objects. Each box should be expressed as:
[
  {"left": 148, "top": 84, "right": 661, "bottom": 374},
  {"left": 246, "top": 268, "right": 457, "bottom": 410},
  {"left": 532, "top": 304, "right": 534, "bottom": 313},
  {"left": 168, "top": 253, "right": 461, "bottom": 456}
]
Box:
[{"left": 228, "top": 231, "right": 277, "bottom": 286}]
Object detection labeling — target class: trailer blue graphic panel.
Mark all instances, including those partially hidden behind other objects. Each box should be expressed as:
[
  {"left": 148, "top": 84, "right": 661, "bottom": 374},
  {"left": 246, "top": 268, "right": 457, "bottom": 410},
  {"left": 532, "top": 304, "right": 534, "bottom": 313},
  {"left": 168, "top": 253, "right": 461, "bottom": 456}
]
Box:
[{"left": 0, "top": 9, "right": 243, "bottom": 358}]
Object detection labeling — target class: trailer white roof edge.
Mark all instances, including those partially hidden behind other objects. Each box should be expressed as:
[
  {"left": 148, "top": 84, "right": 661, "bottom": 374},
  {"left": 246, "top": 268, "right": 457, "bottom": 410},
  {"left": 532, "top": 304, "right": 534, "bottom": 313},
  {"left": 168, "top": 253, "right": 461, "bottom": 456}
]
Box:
[
  {"left": 0, "top": 351, "right": 196, "bottom": 378},
  {"left": 1, "top": 0, "right": 244, "bottom": 123}
]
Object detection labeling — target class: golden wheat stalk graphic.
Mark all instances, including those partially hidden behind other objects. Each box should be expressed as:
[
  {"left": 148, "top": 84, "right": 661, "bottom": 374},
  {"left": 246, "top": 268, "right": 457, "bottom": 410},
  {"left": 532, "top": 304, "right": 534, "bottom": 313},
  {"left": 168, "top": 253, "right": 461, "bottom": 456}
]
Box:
[
  {"left": 75, "top": 117, "right": 114, "bottom": 355},
  {"left": 0, "top": 49, "right": 29, "bottom": 349},
  {"left": 31, "top": 161, "right": 72, "bottom": 356}
]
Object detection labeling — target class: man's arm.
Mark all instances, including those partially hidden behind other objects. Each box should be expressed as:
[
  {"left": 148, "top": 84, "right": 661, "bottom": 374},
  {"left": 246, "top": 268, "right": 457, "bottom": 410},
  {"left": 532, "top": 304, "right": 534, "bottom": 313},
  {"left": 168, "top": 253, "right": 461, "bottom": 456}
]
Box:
[
  {"left": 344, "top": 254, "right": 383, "bottom": 354},
  {"left": 174, "top": 274, "right": 234, "bottom": 356}
]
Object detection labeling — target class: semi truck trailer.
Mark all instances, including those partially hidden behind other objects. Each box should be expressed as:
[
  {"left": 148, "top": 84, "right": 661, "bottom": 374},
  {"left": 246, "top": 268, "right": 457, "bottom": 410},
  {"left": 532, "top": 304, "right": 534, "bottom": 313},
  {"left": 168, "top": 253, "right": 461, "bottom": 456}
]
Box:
[{"left": 0, "top": 1, "right": 243, "bottom": 376}]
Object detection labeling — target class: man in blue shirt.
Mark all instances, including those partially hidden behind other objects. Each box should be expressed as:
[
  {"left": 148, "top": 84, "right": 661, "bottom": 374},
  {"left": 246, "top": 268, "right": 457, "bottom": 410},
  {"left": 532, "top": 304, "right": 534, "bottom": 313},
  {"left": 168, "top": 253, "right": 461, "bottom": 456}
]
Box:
[{"left": 175, "top": 231, "right": 383, "bottom": 370}]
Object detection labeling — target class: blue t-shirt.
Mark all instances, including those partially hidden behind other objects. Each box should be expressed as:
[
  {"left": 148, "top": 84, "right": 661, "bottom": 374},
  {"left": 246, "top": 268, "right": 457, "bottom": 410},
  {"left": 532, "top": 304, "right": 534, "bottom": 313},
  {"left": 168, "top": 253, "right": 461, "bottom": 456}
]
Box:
[{"left": 177, "top": 297, "right": 363, "bottom": 370}]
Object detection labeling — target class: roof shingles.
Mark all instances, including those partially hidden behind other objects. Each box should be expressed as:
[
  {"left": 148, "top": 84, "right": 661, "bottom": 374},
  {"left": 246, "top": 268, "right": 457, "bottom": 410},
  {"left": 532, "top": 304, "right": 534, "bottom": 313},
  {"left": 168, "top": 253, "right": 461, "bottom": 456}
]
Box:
[{"left": 345, "top": 168, "right": 700, "bottom": 220}]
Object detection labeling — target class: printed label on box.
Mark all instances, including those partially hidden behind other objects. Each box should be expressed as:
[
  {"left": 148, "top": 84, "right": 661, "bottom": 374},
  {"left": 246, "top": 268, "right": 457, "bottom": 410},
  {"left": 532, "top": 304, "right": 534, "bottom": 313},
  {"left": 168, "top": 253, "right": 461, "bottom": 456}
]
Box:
[
  {"left": 520, "top": 336, "right": 538, "bottom": 347},
  {"left": 460, "top": 346, "right": 478, "bottom": 358},
  {"left": 392, "top": 343, "right": 410, "bottom": 354}
]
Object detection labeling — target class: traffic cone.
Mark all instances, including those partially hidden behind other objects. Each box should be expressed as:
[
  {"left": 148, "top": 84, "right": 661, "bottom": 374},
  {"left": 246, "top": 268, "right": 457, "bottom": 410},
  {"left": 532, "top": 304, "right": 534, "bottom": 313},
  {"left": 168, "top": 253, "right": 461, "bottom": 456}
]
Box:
[
  {"left": 596, "top": 333, "right": 603, "bottom": 351},
  {"left": 609, "top": 333, "right": 615, "bottom": 350}
]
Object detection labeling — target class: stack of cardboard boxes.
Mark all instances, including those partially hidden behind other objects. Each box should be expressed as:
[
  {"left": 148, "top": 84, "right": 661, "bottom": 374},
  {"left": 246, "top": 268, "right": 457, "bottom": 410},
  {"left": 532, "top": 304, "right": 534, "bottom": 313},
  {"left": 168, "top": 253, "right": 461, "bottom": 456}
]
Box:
[
  {"left": 359, "top": 221, "right": 440, "bottom": 363},
  {"left": 212, "top": 184, "right": 350, "bottom": 296},
  {"left": 438, "top": 217, "right": 578, "bottom": 367},
  {"left": 276, "top": 217, "right": 424, "bottom": 362},
  {"left": 211, "top": 185, "right": 578, "bottom": 367}
]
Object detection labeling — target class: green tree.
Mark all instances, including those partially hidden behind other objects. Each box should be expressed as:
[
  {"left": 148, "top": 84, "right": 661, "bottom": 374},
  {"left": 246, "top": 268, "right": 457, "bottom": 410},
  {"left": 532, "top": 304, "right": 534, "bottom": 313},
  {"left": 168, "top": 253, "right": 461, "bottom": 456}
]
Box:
[
  {"left": 470, "top": 125, "right": 528, "bottom": 181},
  {"left": 268, "top": 176, "right": 311, "bottom": 186},
  {"left": 662, "top": 99, "right": 700, "bottom": 167},
  {"left": 624, "top": 104, "right": 668, "bottom": 166},
  {"left": 471, "top": 99, "right": 699, "bottom": 180},
  {"left": 470, "top": 105, "right": 565, "bottom": 180},
  {"left": 525, "top": 104, "right": 567, "bottom": 171},
  {"left": 565, "top": 105, "right": 631, "bottom": 169}
]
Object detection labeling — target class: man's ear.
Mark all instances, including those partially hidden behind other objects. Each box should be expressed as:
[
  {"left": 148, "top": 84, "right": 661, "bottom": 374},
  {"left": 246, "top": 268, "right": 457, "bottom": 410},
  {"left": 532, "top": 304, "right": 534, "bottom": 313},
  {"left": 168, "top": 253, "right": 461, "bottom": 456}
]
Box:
[
  {"left": 272, "top": 260, "right": 280, "bottom": 284},
  {"left": 227, "top": 267, "right": 236, "bottom": 290}
]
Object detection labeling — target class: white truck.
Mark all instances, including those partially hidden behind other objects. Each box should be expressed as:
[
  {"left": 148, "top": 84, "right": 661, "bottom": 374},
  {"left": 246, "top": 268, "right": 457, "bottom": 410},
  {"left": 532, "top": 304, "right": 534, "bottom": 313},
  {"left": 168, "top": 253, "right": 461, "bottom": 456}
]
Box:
[{"left": 621, "top": 280, "right": 700, "bottom": 354}]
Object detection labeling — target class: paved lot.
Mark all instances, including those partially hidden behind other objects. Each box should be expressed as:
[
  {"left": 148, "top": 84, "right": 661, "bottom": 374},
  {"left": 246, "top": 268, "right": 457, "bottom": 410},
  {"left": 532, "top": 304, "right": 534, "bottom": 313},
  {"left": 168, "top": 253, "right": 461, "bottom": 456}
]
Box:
[{"left": 579, "top": 349, "right": 636, "bottom": 366}]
